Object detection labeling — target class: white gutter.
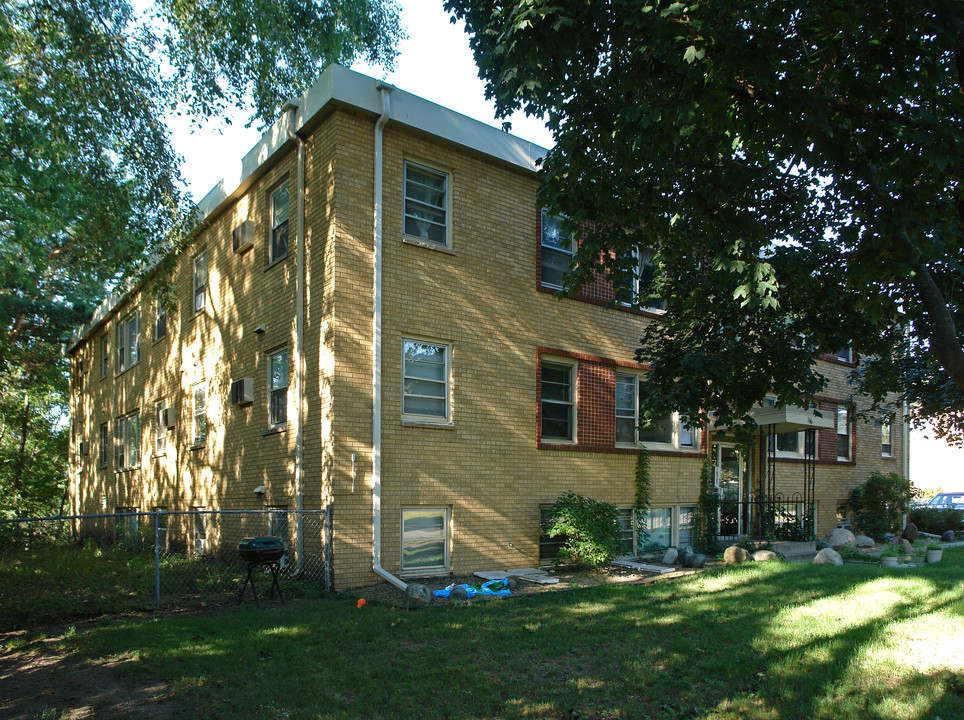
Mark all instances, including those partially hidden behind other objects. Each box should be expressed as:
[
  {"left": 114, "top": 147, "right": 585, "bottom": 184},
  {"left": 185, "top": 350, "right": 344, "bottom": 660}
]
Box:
[
  {"left": 285, "top": 103, "right": 306, "bottom": 571},
  {"left": 902, "top": 400, "right": 910, "bottom": 480},
  {"left": 371, "top": 83, "right": 406, "bottom": 591}
]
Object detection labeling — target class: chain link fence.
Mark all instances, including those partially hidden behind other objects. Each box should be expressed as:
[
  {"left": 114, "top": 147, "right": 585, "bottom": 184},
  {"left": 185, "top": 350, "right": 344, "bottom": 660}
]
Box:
[{"left": 0, "top": 509, "right": 330, "bottom": 628}]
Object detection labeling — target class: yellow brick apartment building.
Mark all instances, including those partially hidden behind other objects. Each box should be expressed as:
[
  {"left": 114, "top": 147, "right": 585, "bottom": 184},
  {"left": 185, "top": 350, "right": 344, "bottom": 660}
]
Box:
[{"left": 68, "top": 65, "right": 907, "bottom": 589}]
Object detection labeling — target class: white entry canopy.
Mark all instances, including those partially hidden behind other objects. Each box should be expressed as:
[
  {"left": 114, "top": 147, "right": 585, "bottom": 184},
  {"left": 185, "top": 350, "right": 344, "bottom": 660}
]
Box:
[{"left": 709, "top": 404, "right": 835, "bottom": 434}]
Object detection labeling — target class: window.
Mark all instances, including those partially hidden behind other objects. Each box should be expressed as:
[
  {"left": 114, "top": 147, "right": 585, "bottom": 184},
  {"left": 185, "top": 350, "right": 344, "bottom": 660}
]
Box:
[
  {"left": 401, "top": 507, "right": 449, "bottom": 574},
  {"left": 540, "top": 210, "right": 573, "bottom": 288},
  {"left": 193, "top": 382, "right": 207, "bottom": 445},
  {"left": 116, "top": 507, "right": 139, "bottom": 545},
  {"left": 763, "top": 397, "right": 813, "bottom": 458},
  {"left": 101, "top": 335, "right": 109, "bottom": 377},
  {"left": 154, "top": 297, "right": 167, "bottom": 340},
  {"left": 269, "top": 509, "right": 289, "bottom": 543},
  {"left": 153, "top": 507, "right": 168, "bottom": 553},
  {"left": 836, "top": 347, "right": 853, "bottom": 363},
  {"left": 193, "top": 252, "right": 207, "bottom": 313},
  {"left": 617, "top": 373, "right": 696, "bottom": 449},
  {"left": 99, "top": 422, "right": 109, "bottom": 467},
  {"left": 270, "top": 184, "right": 290, "bottom": 261},
  {"left": 402, "top": 340, "right": 451, "bottom": 422},
  {"left": 269, "top": 349, "right": 289, "bottom": 426},
  {"left": 404, "top": 162, "right": 449, "bottom": 246},
  {"left": 646, "top": 507, "right": 673, "bottom": 548},
  {"left": 616, "top": 248, "right": 666, "bottom": 312},
  {"left": 115, "top": 411, "right": 140, "bottom": 470},
  {"left": 541, "top": 360, "right": 574, "bottom": 441},
  {"left": 154, "top": 400, "right": 167, "bottom": 455},
  {"left": 115, "top": 310, "right": 139, "bottom": 373},
  {"left": 881, "top": 416, "right": 893, "bottom": 456},
  {"left": 837, "top": 405, "right": 851, "bottom": 460}
]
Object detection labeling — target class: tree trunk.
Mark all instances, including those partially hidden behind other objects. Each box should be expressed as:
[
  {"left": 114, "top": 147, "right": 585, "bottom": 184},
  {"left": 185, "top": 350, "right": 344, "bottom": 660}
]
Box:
[{"left": 912, "top": 261, "right": 964, "bottom": 392}]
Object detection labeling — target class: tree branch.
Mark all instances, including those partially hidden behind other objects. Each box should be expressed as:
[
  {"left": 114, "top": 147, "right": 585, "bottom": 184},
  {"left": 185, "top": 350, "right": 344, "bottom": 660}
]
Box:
[{"left": 911, "top": 256, "right": 964, "bottom": 391}]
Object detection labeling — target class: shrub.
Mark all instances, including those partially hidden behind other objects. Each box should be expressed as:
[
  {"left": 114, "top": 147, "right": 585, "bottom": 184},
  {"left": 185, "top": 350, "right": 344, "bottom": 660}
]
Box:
[
  {"left": 908, "top": 507, "right": 964, "bottom": 535},
  {"left": 544, "top": 491, "right": 622, "bottom": 568},
  {"left": 849, "top": 471, "right": 915, "bottom": 540}
]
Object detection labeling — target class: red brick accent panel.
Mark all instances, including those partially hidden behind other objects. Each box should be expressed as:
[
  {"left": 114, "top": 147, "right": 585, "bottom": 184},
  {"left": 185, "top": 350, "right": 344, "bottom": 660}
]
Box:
[
  {"left": 817, "top": 399, "right": 838, "bottom": 463},
  {"left": 578, "top": 362, "right": 615, "bottom": 447}
]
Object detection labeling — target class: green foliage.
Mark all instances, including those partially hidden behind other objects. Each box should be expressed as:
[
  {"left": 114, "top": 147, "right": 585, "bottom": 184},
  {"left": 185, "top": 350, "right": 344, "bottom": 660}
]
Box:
[
  {"left": 1, "top": 0, "right": 402, "bottom": 510},
  {"left": 694, "top": 456, "right": 719, "bottom": 553},
  {"left": 632, "top": 447, "right": 651, "bottom": 549},
  {"left": 448, "top": 0, "right": 964, "bottom": 438},
  {"left": 908, "top": 507, "right": 963, "bottom": 535},
  {"left": 544, "top": 491, "right": 621, "bottom": 568},
  {"left": 849, "top": 472, "right": 916, "bottom": 541}
]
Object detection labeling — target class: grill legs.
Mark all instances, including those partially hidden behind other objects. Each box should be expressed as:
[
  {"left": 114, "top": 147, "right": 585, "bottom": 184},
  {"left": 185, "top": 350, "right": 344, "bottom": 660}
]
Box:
[{"left": 236, "top": 561, "right": 285, "bottom": 605}]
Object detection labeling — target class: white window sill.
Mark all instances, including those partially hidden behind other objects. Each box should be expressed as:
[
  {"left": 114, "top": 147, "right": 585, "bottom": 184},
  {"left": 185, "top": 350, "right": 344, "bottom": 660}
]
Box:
[
  {"left": 402, "top": 418, "right": 455, "bottom": 430},
  {"left": 400, "top": 568, "right": 450, "bottom": 579},
  {"left": 402, "top": 235, "right": 455, "bottom": 255}
]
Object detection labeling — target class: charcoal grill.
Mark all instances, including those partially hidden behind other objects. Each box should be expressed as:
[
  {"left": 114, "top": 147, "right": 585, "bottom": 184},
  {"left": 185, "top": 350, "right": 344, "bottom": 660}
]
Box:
[{"left": 236, "top": 536, "right": 285, "bottom": 605}]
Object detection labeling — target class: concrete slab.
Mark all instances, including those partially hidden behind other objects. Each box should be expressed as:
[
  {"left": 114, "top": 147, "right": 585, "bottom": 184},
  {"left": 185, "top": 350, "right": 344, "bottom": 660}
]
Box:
[{"left": 611, "top": 560, "right": 676, "bottom": 574}]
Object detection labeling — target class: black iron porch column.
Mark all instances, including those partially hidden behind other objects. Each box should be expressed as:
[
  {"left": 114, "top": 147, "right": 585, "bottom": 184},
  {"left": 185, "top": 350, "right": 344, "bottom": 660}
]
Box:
[{"left": 803, "top": 429, "right": 816, "bottom": 539}]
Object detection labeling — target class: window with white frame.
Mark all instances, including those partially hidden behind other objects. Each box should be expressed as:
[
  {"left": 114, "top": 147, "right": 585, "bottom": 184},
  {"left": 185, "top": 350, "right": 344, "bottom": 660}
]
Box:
[
  {"left": 154, "top": 296, "right": 167, "bottom": 340},
  {"left": 837, "top": 404, "right": 851, "bottom": 460},
  {"left": 618, "top": 373, "right": 695, "bottom": 449},
  {"left": 269, "top": 348, "right": 289, "bottom": 426},
  {"left": 193, "top": 508, "right": 206, "bottom": 555},
  {"left": 269, "top": 508, "right": 289, "bottom": 543},
  {"left": 115, "top": 411, "right": 139, "bottom": 470},
  {"left": 193, "top": 252, "right": 207, "bottom": 313},
  {"left": 154, "top": 400, "right": 167, "bottom": 455},
  {"left": 99, "top": 422, "right": 109, "bottom": 467},
  {"left": 403, "top": 162, "right": 449, "bottom": 246},
  {"left": 881, "top": 415, "right": 893, "bottom": 456},
  {"left": 192, "top": 382, "right": 207, "bottom": 445},
  {"left": 836, "top": 347, "right": 853, "bottom": 363},
  {"left": 115, "top": 310, "right": 139, "bottom": 373},
  {"left": 541, "top": 360, "right": 575, "bottom": 442},
  {"left": 616, "top": 248, "right": 666, "bottom": 312},
  {"left": 101, "top": 334, "right": 109, "bottom": 377},
  {"left": 540, "top": 210, "right": 573, "bottom": 288},
  {"left": 401, "top": 507, "right": 449, "bottom": 574},
  {"left": 402, "top": 339, "right": 450, "bottom": 422},
  {"left": 270, "top": 183, "right": 290, "bottom": 261}
]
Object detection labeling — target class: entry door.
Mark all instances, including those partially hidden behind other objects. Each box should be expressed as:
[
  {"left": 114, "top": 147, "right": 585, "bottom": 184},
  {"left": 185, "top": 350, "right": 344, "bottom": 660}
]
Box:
[{"left": 715, "top": 445, "right": 745, "bottom": 537}]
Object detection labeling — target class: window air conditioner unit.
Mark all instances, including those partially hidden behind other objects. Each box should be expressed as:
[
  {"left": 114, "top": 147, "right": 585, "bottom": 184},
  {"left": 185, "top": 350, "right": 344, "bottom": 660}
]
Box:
[
  {"left": 160, "top": 407, "right": 176, "bottom": 428},
  {"left": 231, "top": 377, "right": 254, "bottom": 405},
  {"left": 80, "top": 440, "right": 90, "bottom": 455},
  {"left": 232, "top": 220, "right": 255, "bottom": 254}
]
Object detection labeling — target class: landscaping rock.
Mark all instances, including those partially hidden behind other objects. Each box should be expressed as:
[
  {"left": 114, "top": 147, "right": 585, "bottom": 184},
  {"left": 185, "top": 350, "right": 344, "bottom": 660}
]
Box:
[
  {"left": 404, "top": 583, "right": 431, "bottom": 608},
  {"left": 752, "top": 550, "right": 779, "bottom": 562},
  {"left": 681, "top": 552, "right": 707, "bottom": 568},
  {"left": 815, "top": 539, "right": 831, "bottom": 550},
  {"left": 448, "top": 585, "right": 469, "bottom": 600},
  {"left": 900, "top": 538, "right": 914, "bottom": 555},
  {"left": 506, "top": 578, "right": 518, "bottom": 591},
  {"left": 902, "top": 523, "right": 919, "bottom": 541},
  {"left": 662, "top": 547, "right": 679, "bottom": 564},
  {"left": 813, "top": 548, "right": 843, "bottom": 565},
  {"left": 825, "top": 528, "right": 856, "bottom": 550},
  {"left": 854, "top": 534, "right": 875, "bottom": 548},
  {"left": 677, "top": 546, "right": 694, "bottom": 566},
  {"left": 723, "top": 545, "right": 749, "bottom": 564},
  {"left": 942, "top": 530, "right": 957, "bottom": 543}
]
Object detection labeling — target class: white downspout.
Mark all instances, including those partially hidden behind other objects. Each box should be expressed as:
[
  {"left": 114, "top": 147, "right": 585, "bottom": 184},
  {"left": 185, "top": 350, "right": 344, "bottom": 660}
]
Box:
[
  {"left": 285, "top": 103, "right": 306, "bottom": 570},
  {"left": 372, "top": 83, "right": 406, "bottom": 591}
]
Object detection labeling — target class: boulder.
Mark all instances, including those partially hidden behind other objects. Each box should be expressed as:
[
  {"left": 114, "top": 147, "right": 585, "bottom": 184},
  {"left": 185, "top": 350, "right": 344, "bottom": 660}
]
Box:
[
  {"left": 662, "top": 547, "right": 679, "bottom": 565},
  {"left": 448, "top": 585, "right": 469, "bottom": 600},
  {"left": 813, "top": 548, "right": 843, "bottom": 565},
  {"left": 506, "top": 578, "right": 518, "bottom": 591},
  {"left": 854, "top": 534, "right": 875, "bottom": 548},
  {"left": 752, "top": 550, "right": 779, "bottom": 562},
  {"left": 825, "top": 528, "right": 856, "bottom": 550},
  {"left": 677, "top": 546, "right": 694, "bottom": 566},
  {"left": 941, "top": 530, "right": 957, "bottom": 543},
  {"left": 902, "top": 523, "right": 919, "bottom": 542},
  {"left": 723, "top": 545, "right": 749, "bottom": 564},
  {"left": 404, "top": 583, "right": 431, "bottom": 608},
  {"left": 681, "top": 552, "right": 707, "bottom": 568},
  {"left": 815, "top": 539, "right": 831, "bottom": 550},
  {"left": 900, "top": 538, "right": 915, "bottom": 555}
]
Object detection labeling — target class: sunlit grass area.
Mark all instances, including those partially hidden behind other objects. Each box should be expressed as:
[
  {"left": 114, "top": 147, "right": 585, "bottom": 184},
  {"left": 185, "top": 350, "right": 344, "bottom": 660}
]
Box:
[{"left": 48, "top": 548, "right": 964, "bottom": 718}]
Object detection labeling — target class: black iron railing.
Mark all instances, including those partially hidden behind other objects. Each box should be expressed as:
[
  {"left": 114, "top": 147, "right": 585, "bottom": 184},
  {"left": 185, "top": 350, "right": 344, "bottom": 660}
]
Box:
[{"left": 716, "top": 492, "right": 815, "bottom": 542}]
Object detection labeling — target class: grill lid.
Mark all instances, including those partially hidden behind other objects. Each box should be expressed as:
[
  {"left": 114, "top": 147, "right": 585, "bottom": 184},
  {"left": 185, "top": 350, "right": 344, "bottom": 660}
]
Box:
[{"left": 239, "top": 536, "right": 285, "bottom": 562}]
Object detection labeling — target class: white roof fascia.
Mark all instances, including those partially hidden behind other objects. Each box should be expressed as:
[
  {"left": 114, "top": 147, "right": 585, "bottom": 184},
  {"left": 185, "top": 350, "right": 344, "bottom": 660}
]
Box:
[{"left": 69, "top": 64, "right": 550, "bottom": 351}]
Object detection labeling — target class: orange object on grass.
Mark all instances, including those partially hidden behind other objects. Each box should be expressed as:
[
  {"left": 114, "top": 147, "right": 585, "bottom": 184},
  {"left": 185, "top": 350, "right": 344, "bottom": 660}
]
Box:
[{"left": 357, "top": 598, "right": 366, "bottom": 608}]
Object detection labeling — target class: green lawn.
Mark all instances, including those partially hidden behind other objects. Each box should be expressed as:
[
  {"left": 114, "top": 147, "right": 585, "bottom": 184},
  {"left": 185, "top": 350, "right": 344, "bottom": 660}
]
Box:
[{"left": 37, "top": 549, "right": 964, "bottom": 718}]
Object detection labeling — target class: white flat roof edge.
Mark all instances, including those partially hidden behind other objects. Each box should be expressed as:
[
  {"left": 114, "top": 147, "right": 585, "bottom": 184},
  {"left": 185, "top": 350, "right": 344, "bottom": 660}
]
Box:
[{"left": 70, "top": 64, "right": 550, "bottom": 349}]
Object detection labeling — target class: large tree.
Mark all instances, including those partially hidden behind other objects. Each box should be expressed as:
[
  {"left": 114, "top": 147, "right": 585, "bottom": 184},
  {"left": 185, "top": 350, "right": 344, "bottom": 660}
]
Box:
[
  {"left": 447, "top": 0, "right": 964, "bottom": 438},
  {"left": 0, "top": 0, "right": 402, "bottom": 513}
]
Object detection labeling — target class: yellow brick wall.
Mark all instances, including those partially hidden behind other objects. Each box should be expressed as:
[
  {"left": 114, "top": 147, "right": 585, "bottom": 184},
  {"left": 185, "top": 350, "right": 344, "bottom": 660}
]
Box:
[{"left": 68, "top": 105, "right": 907, "bottom": 588}]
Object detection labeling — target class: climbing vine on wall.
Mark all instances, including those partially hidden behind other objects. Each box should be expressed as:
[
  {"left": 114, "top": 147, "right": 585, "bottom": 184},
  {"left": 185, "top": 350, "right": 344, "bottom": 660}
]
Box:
[
  {"left": 634, "top": 446, "right": 651, "bottom": 549},
  {"left": 694, "top": 456, "right": 719, "bottom": 554}
]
